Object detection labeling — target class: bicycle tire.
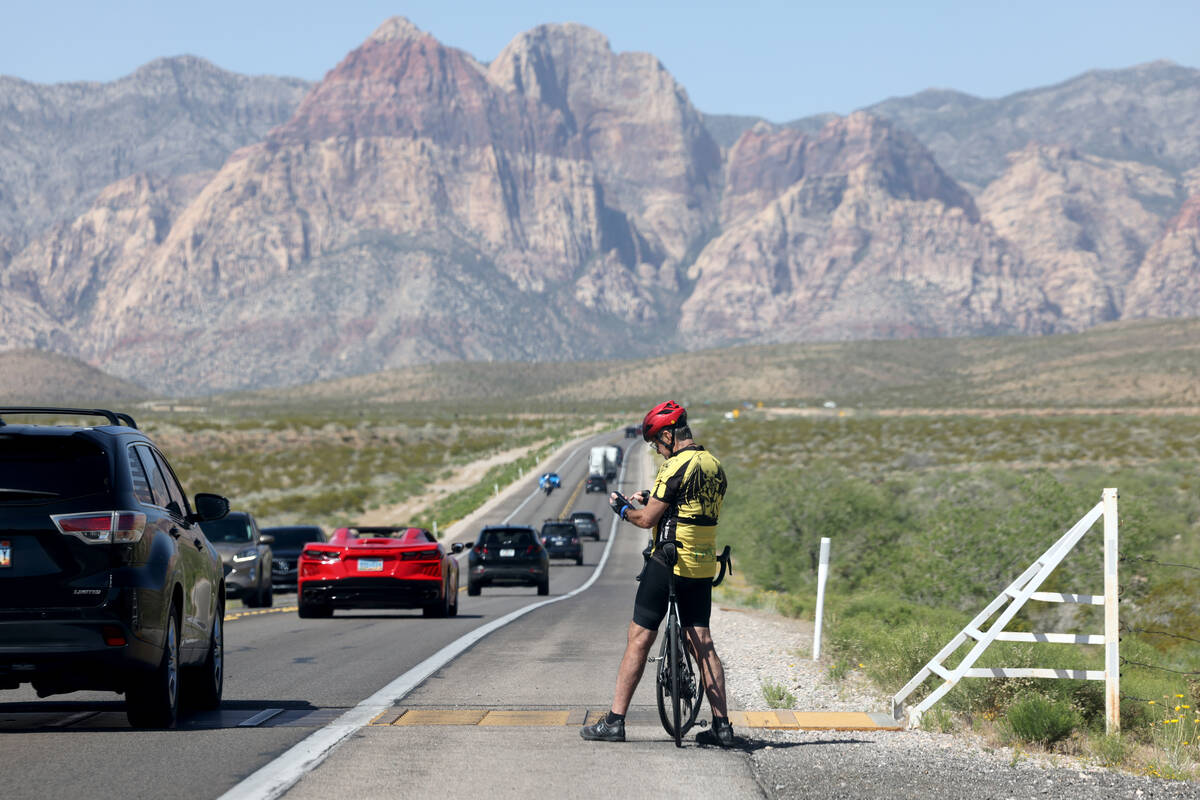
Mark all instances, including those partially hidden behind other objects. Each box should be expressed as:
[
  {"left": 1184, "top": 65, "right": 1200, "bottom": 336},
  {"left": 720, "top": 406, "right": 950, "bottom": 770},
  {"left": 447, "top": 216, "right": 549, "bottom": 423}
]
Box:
[
  {"left": 670, "top": 616, "right": 682, "bottom": 747},
  {"left": 655, "top": 612, "right": 704, "bottom": 742}
]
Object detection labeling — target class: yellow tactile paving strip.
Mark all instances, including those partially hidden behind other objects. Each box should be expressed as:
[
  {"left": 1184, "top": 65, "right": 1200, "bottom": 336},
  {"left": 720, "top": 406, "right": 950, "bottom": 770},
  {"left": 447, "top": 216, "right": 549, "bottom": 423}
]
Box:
[{"left": 377, "top": 708, "right": 901, "bottom": 731}]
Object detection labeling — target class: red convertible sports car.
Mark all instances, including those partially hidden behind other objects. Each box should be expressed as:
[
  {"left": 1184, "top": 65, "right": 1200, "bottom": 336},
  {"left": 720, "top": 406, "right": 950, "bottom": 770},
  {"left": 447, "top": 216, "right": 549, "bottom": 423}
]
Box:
[{"left": 296, "top": 526, "right": 464, "bottom": 618}]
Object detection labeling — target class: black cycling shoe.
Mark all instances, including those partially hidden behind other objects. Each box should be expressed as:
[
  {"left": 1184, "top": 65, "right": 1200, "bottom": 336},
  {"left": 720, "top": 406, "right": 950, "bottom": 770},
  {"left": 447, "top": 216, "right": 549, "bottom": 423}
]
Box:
[
  {"left": 695, "top": 716, "right": 735, "bottom": 747},
  {"left": 580, "top": 715, "right": 626, "bottom": 742}
]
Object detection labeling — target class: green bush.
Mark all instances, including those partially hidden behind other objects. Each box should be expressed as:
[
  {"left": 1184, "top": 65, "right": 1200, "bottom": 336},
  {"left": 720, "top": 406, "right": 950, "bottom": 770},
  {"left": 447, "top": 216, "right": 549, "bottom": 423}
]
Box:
[
  {"left": 761, "top": 679, "right": 796, "bottom": 709},
  {"left": 1005, "top": 694, "right": 1080, "bottom": 746}
]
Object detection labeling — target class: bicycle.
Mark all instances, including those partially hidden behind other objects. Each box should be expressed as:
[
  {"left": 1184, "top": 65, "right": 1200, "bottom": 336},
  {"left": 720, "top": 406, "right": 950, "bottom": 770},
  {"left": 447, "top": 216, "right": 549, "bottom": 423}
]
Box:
[{"left": 651, "top": 543, "right": 732, "bottom": 747}]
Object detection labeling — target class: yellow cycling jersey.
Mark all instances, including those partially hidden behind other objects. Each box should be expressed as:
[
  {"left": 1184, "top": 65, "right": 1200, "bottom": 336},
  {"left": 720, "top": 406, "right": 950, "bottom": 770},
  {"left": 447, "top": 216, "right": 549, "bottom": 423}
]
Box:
[{"left": 650, "top": 445, "right": 727, "bottom": 579}]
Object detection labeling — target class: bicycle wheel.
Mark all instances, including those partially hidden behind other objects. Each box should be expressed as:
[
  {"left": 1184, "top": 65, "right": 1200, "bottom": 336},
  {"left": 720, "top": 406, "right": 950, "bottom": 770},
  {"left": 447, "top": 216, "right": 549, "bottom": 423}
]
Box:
[{"left": 655, "top": 613, "right": 704, "bottom": 743}]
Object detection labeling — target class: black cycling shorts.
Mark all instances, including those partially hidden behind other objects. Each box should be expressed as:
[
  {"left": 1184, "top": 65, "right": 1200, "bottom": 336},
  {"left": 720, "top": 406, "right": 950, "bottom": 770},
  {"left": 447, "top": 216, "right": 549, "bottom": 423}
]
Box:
[{"left": 633, "top": 558, "right": 713, "bottom": 630}]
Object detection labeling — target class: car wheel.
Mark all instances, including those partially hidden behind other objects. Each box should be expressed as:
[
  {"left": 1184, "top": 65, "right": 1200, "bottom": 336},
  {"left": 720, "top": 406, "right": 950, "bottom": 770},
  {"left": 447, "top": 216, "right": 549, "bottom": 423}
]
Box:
[
  {"left": 186, "top": 604, "right": 223, "bottom": 710},
  {"left": 575, "top": 553, "right": 584, "bottom": 566},
  {"left": 537, "top": 576, "right": 549, "bottom": 596},
  {"left": 423, "top": 582, "right": 450, "bottom": 618},
  {"left": 467, "top": 580, "right": 481, "bottom": 597},
  {"left": 260, "top": 579, "right": 273, "bottom": 608},
  {"left": 127, "top": 605, "right": 180, "bottom": 728},
  {"left": 298, "top": 601, "right": 332, "bottom": 619},
  {"left": 449, "top": 575, "right": 459, "bottom": 616},
  {"left": 242, "top": 589, "right": 258, "bottom": 609}
]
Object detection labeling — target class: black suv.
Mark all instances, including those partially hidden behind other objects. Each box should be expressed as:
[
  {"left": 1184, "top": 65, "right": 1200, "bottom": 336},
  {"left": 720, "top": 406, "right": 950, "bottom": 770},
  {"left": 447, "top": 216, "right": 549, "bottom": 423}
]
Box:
[
  {"left": 569, "top": 510, "right": 600, "bottom": 540},
  {"left": 540, "top": 520, "right": 583, "bottom": 565},
  {"left": 262, "top": 525, "right": 326, "bottom": 591},
  {"left": 466, "top": 526, "right": 549, "bottom": 596},
  {"left": 0, "top": 408, "right": 229, "bottom": 728}
]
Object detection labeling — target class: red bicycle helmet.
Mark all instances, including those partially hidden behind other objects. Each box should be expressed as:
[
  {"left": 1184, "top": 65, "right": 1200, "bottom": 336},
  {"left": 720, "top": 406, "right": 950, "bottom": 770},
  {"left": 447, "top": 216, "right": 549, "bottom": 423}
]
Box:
[{"left": 642, "top": 401, "right": 687, "bottom": 442}]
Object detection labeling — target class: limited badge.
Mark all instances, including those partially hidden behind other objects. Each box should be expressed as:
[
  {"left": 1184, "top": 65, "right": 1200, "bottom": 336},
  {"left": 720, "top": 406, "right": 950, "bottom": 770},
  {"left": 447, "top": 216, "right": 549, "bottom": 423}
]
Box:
[{"left": 0, "top": 540, "right": 11, "bottom": 568}]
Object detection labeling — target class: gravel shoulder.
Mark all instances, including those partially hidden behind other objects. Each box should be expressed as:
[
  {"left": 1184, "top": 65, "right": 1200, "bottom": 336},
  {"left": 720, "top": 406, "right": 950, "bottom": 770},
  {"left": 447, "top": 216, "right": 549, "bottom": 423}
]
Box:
[{"left": 708, "top": 604, "right": 1200, "bottom": 800}]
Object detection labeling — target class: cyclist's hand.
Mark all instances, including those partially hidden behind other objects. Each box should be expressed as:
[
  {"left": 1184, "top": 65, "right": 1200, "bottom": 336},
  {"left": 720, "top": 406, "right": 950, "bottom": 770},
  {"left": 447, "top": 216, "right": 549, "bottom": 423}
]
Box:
[
  {"left": 609, "top": 491, "right": 632, "bottom": 520},
  {"left": 632, "top": 489, "right": 650, "bottom": 505}
]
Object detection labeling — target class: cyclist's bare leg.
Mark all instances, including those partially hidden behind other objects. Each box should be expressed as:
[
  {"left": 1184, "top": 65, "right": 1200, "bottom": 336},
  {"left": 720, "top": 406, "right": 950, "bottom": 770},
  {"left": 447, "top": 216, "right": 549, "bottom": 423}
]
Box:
[
  {"left": 611, "top": 621, "right": 657, "bottom": 715},
  {"left": 685, "top": 626, "right": 728, "bottom": 717}
]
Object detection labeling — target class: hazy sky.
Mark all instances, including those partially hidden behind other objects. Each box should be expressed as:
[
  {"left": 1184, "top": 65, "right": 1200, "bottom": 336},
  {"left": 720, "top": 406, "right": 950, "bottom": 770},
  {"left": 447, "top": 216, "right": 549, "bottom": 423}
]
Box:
[{"left": 2, "top": 1, "right": 1196, "bottom": 121}]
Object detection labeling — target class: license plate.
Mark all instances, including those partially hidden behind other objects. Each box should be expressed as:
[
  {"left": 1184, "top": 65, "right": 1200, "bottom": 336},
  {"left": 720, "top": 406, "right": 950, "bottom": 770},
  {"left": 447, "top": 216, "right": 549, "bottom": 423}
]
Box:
[
  {"left": 500, "top": 548, "right": 515, "bottom": 557},
  {"left": 0, "top": 540, "right": 9, "bottom": 568},
  {"left": 357, "top": 558, "right": 384, "bottom": 572}
]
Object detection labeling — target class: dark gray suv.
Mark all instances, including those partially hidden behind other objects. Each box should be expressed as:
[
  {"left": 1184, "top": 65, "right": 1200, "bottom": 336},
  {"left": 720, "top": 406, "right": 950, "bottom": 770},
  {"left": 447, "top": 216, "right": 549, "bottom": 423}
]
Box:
[
  {"left": 0, "top": 407, "right": 229, "bottom": 728},
  {"left": 200, "top": 511, "right": 274, "bottom": 608}
]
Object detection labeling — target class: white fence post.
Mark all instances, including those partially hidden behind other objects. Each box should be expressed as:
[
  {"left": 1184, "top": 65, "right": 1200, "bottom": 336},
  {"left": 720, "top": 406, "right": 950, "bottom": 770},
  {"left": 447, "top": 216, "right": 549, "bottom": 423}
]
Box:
[
  {"left": 433, "top": 521, "right": 438, "bottom": 540},
  {"left": 813, "top": 537, "right": 831, "bottom": 661},
  {"left": 1103, "top": 487, "right": 1120, "bottom": 734}
]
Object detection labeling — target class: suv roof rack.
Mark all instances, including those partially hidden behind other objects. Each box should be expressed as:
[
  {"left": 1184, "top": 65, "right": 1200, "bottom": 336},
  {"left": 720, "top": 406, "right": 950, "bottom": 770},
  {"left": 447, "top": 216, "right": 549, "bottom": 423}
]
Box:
[{"left": 0, "top": 407, "right": 138, "bottom": 429}]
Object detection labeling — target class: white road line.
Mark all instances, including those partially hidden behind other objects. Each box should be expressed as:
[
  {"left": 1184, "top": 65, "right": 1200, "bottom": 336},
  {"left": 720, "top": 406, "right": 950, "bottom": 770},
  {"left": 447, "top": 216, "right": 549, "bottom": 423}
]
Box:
[{"left": 219, "top": 438, "right": 632, "bottom": 800}]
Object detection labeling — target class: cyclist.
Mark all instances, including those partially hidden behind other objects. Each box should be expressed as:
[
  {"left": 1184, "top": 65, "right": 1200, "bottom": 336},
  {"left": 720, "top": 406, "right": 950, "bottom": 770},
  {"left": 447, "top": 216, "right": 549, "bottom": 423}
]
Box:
[{"left": 580, "top": 400, "right": 735, "bottom": 746}]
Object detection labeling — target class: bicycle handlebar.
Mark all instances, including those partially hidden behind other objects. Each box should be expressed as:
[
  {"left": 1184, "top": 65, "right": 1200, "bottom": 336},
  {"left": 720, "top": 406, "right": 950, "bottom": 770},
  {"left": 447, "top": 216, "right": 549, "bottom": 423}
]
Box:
[{"left": 711, "top": 545, "right": 733, "bottom": 587}]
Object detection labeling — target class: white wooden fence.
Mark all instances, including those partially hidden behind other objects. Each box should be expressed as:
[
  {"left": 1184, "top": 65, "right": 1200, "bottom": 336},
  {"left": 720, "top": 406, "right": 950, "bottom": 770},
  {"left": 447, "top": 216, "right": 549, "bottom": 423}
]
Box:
[{"left": 892, "top": 488, "right": 1120, "bottom": 733}]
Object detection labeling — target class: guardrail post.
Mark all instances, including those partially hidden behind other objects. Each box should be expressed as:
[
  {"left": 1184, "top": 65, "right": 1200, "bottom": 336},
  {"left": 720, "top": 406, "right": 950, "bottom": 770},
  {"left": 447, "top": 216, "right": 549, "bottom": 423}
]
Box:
[
  {"left": 813, "top": 537, "right": 831, "bottom": 660},
  {"left": 1103, "top": 487, "right": 1120, "bottom": 734}
]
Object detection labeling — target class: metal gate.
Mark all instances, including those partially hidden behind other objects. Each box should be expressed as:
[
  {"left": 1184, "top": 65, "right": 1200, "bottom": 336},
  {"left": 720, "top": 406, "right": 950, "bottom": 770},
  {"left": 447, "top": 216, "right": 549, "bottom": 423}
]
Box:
[{"left": 891, "top": 488, "right": 1120, "bottom": 733}]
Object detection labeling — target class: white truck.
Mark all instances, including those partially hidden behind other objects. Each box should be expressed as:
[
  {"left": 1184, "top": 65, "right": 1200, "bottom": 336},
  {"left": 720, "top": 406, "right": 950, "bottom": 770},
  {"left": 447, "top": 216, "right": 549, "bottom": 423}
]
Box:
[
  {"left": 603, "top": 445, "right": 621, "bottom": 479},
  {"left": 588, "top": 446, "right": 611, "bottom": 479}
]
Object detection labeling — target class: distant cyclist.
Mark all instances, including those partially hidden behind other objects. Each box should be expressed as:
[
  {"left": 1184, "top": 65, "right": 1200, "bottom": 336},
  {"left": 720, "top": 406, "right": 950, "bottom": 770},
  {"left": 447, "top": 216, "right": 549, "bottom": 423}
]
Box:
[{"left": 580, "top": 401, "right": 735, "bottom": 746}]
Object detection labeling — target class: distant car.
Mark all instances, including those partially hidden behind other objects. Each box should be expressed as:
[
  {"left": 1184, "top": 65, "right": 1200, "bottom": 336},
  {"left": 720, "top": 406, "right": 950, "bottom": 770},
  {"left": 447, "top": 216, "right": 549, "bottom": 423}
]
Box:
[
  {"left": 624, "top": 426, "right": 638, "bottom": 438},
  {"left": 200, "top": 511, "right": 274, "bottom": 608},
  {"left": 467, "top": 526, "right": 549, "bottom": 596},
  {"left": 264, "top": 525, "right": 327, "bottom": 591},
  {"left": 611, "top": 445, "right": 623, "bottom": 467},
  {"left": 585, "top": 475, "right": 607, "bottom": 493},
  {"left": 0, "top": 406, "right": 228, "bottom": 728},
  {"left": 540, "top": 520, "right": 583, "bottom": 565},
  {"left": 296, "top": 526, "right": 463, "bottom": 618},
  {"left": 569, "top": 510, "right": 600, "bottom": 540}
]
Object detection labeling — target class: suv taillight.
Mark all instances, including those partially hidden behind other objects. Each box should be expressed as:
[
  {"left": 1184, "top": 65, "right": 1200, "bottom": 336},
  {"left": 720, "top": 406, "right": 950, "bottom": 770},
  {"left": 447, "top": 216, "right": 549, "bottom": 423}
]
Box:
[{"left": 51, "top": 511, "right": 146, "bottom": 544}]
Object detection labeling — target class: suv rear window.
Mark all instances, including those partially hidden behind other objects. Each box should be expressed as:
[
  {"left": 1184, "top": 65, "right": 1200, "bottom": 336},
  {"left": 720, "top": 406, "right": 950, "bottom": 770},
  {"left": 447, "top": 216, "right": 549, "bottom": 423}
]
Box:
[
  {"left": 264, "top": 527, "right": 325, "bottom": 548},
  {"left": 541, "top": 523, "right": 575, "bottom": 536},
  {"left": 0, "top": 434, "right": 109, "bottom": 502},
  {"left": 480, "top": 529, "right": 536, "bottom": 547}
]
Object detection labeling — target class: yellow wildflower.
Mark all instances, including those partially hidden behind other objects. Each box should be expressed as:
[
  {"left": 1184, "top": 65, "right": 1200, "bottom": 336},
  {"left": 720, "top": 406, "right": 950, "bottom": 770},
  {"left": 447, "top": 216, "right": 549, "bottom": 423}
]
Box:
[
  {"left": 1148, "top": 700, "right": 1156, "bottom": 704},
  {"left": 1175, "top": 694, "right": 1185, "bottom": 698}
]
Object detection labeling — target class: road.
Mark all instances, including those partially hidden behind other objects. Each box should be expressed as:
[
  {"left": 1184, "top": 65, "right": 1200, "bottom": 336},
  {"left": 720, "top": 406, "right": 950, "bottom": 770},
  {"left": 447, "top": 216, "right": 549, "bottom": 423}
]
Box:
[{"left": 2, "top": 429, "right": 723, "bottom": 799}]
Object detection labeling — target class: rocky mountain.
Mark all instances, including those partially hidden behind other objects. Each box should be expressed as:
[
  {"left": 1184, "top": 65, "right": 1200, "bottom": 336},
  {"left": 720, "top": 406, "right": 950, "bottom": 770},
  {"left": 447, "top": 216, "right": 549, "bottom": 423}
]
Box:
[
  {"left": 1124, "top": 195, "right": 1200, "bottom": 318},
  {"left": 978, "top": 144, "right": 1184, "bottom": 328},
  {"left": 0, "top": 56, "right": 309, "bottom": 249},
  {"left": 712, "top": 61, "right": 1200, "bottom": 192},
  {"left": 0, "top": 19, "right": 1197, "bottom": 394},
  {"left": 0, "top": 349, "right": 148, "bottom": 405},
  {"left": 682, "top": 113, "right": 1054, "bottom": 345}
]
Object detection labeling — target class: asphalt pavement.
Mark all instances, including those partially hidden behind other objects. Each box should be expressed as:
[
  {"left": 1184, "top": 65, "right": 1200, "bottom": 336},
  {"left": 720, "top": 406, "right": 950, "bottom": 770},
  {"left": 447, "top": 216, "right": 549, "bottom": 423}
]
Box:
[{"left": 0, "top": 429, "right": 652, "bottom": 800}]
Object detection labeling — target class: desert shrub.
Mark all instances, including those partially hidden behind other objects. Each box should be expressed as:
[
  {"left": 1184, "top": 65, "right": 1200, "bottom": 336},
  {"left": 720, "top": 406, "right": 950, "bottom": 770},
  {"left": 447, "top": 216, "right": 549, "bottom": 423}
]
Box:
[
  {"left": 1005, "top": 694, "right": 1080, "bottom": 746},
  {"left": 761, "top": 679, "right": 796, "bottom": 709}
]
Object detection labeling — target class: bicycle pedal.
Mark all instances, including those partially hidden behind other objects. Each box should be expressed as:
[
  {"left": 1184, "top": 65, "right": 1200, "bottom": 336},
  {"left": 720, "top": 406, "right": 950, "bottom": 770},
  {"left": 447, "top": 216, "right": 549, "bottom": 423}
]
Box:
[{"left": 697, "top": 720, "right": 709, "bottom": 728}]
